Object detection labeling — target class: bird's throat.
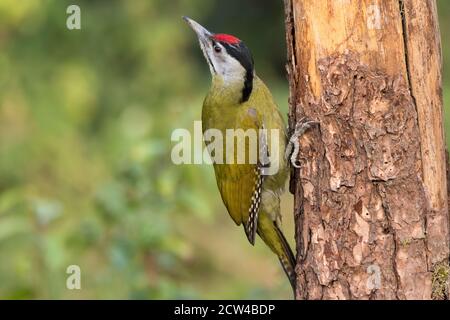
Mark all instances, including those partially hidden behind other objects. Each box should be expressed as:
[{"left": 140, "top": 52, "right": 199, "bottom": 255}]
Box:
[{"left": 211, "top": 71, "right": 253, "bottom": 105}]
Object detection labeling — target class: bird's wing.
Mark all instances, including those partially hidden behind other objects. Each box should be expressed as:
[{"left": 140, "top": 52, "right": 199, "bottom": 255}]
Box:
[
  {"left": 215, "top": 163, "right": 263, "bottom": 245},
  {"left": 213, "top": 108, "right": 266, "bottom": 245}
]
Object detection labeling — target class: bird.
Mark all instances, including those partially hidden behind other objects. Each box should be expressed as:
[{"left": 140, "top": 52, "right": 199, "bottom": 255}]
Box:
[{"left": 183, "top": 16, "right": 316, "bottom": 293}]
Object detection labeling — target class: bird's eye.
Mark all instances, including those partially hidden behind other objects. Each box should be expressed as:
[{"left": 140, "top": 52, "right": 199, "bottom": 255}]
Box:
[{"left": 214, "top": 45, "right": 222, "bottom": 53}]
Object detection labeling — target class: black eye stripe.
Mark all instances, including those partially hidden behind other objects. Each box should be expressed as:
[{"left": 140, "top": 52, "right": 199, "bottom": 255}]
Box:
[
  {"left": 221, "top": 42, "right": 253, "bottom": 75},
  {"left": 220, "top": 41, "right": 254, "bottom": 103}
]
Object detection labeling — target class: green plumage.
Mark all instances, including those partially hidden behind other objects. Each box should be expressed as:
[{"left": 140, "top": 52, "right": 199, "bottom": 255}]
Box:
[
  {"left": 203, "top": 75, "right": 296, "bottom": 291},
  {"left": 183, "top": 16, "right": 296, "bottom": 292}
]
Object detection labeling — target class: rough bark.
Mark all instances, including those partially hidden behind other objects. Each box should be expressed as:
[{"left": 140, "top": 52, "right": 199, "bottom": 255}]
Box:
[{"left": 284, "top": 0, "right": 449, "bottom": 300}]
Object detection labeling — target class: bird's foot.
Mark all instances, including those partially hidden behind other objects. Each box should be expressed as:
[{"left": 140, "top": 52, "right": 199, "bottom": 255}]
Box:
[{"left": 285, "top": 117, "right": 318, "bottom": 168}]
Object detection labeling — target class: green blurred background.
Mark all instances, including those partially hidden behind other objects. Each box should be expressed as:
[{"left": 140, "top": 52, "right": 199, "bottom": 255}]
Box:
[{"left": 0, "top": 0, "right": 448, "bottom": 299}]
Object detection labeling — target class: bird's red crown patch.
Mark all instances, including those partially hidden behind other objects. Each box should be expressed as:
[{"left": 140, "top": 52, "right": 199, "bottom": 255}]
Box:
[{"left": 212, "top": 34, "right": 241, "bottom": 45}]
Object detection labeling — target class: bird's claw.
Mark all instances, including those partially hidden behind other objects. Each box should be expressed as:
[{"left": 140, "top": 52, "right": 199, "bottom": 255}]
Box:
[{"left": 285, "top": 117, "right": 318, "bottom": 168}]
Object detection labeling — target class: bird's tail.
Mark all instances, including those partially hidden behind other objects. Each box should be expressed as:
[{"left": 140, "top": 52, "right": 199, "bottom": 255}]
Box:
[
  {"left": 257, "top": 213, "right": 296, "bottom": 294},
  {"left": 274, "top": 224, "right": 296, "bottom": 292}
]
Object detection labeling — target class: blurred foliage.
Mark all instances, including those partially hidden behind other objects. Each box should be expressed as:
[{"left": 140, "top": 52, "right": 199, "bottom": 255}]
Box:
[
  {"left": 0, "top": 0, "right": 290, "bottom": 299},
  {"left": 0, "top": 0, "right": 448, "bottom": 299}
]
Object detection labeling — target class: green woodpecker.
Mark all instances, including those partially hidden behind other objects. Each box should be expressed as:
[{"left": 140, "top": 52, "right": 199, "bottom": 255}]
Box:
[{"left": 183, "top": 17, "right": 316, "bottom": 292}]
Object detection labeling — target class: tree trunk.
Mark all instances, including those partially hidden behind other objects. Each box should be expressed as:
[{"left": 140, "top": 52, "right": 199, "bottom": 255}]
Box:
[{"left": 284, "top": 0, "right": 449, "bottom": 299}]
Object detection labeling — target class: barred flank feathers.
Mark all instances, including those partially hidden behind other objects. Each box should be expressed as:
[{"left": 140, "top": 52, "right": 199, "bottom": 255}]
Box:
[{"left": 245, "top": 167, "right": 263, "bottom": 245}]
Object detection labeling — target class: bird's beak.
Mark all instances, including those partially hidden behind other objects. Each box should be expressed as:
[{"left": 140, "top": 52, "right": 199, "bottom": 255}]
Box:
[{"left": 182, "top": 16, "right": 212, "bottom": 43}]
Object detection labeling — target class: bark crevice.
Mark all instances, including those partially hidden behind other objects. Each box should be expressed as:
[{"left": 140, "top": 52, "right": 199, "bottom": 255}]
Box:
[{"left": 285, "top": 0, "right": 449, "bottom": 300}]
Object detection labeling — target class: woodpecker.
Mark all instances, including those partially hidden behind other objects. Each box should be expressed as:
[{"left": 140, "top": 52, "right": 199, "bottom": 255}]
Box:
[{"left": 183, "top": 17, "right": 316, "bottom": 293}]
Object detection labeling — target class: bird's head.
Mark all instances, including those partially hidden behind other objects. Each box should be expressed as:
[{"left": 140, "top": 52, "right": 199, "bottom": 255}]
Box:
[{"left": 183, "top": 16, "right": 254, "bottom": 101}]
